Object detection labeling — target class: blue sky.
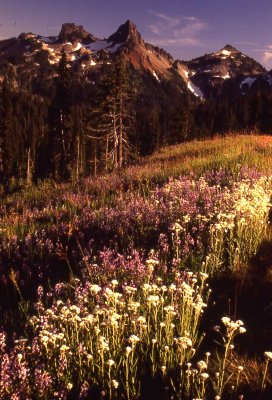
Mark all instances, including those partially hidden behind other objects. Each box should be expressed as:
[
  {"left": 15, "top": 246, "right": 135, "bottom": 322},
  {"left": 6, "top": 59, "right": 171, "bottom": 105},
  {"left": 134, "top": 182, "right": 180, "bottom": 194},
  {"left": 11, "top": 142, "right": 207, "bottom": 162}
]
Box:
[{"left": 1, "top": 0, "right": 272, "bottom": 68}]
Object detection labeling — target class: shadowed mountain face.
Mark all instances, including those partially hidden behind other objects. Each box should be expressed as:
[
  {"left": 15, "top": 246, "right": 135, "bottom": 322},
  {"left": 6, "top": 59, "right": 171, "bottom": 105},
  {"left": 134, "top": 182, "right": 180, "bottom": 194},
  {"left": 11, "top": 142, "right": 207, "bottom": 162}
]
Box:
[
  {"left": 182, "top": 45, "right": 266, "bottom": 98},
  {"left": 108, "top": 20, "right": 144, "bottom": 46},
  {"left": 0, "top": 20, "right": 270, "bottom": 100},
  {"left": 173, "top": 45, "right": 267, "bottom": 99}
]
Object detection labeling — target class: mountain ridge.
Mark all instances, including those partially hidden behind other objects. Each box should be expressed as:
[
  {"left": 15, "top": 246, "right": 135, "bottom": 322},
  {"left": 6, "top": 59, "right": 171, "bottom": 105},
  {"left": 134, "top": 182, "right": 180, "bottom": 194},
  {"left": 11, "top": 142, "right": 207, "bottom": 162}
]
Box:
[
  {"left": 0, "top": 20, "right": 272, "bottom": 183},
  {"left": 0, "top": 20, "right": 271, "bottom": 100}
]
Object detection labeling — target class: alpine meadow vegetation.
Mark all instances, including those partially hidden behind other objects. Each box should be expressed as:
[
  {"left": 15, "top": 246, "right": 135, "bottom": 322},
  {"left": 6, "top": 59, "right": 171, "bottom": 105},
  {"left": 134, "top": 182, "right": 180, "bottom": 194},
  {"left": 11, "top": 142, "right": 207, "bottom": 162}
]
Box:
[{"left": 0, "top": 135, "right": 272, "bottom": 399}]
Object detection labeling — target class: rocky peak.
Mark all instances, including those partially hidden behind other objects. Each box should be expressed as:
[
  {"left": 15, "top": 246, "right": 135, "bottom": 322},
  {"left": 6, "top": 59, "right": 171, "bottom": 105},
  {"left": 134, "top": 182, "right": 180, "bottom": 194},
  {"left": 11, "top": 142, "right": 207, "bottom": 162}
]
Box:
[
  {"left": 107, "top": 20, "right": 143, "bottom": 47},
  {"left": 221, "top": 44, "right": 239, "bottom": 53},
  {"left": 18, "top": 32, "right": 36, "bottom": 41},
  {"left": 59, "top": 23, "right": 95, "bottom": 43}
]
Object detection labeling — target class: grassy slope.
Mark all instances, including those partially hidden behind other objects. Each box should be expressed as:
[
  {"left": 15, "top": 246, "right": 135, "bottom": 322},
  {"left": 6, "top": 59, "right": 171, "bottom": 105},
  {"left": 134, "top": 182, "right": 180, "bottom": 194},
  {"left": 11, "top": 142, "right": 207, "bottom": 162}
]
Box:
[
  {"left": 1, "top": 134, "right": 272, "bottom": 247},
  {"left": 1, "top": 134, "right": 272, "bottom": 398},
  {"left": 124, "top": 134, "right": 272, "bottom": 184},
  {"left": 5, "top": 134, "right": 272, "bottom": 209}
]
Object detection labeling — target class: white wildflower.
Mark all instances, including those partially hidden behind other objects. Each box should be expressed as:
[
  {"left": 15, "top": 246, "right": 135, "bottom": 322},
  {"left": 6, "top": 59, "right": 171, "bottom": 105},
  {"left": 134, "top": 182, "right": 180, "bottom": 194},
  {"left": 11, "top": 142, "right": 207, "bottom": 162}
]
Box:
[
  {"left": 112, "top": 380, "right": 119, "bottom": 389},
  {"left": 264, "top": 351, "right": 272, "bottom": 360},
  {"left": 221, "top": 316, "right": 230, "bottom": 326},
  {"left": 197, "top": 360, "right": 207, "bottom": 371}
]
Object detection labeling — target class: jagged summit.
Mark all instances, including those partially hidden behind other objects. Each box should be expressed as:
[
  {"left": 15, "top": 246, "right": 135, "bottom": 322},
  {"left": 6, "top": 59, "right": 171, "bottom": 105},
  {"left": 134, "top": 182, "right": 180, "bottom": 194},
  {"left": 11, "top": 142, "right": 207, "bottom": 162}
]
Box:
[
  {"left": 221, "top": 44, "right": 239, "bottom": 53},
  {"left": 0, "top": 20, "right": 270, "bottom": 102},
  {"left": 18, "top": 32, "right": 36, "bottom": 40},
  {"left": 107, "top": 20, "right": 143, "bottom": 47},
  {"left": 59, "top": 23, "right": 95, "bottom": 43}
]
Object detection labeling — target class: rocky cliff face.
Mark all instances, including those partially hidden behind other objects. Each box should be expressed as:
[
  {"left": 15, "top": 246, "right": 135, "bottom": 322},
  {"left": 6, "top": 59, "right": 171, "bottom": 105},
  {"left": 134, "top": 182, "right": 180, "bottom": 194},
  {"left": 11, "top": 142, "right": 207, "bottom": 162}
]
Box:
[
  {"left": 108, "top": 20, "right": 144, "bottom": 47},
  {"left": 58, "top": 23, "right": 96, "bottom": 43}
]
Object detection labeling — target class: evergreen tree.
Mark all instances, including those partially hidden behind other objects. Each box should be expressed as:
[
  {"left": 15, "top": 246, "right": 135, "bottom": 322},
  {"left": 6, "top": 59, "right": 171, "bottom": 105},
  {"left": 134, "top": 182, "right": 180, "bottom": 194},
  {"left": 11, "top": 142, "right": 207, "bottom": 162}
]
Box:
[
  {"left": 87, "top": 55, "right": 134, "bottom": 171},
  {"left": 47, "top": 49, "right": 73, "bottom": 179},
  {"left": 0, "top": 79, "right": 15, "bottom": 180}
]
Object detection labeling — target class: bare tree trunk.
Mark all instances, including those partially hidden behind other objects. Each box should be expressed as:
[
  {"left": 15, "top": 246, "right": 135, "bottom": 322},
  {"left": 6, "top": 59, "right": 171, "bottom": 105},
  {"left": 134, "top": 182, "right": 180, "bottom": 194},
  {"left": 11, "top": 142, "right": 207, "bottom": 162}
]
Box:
[
  {"left": 60, "top": 110, "right": 66, "bottom": 153},
  {"left": 113, "top": 108, "right": 118, "bottom": 169},
  {"left": 0, "top": 138, "right": 3, "bottom": 173},
  {"left": 94, "top": 140, "right": 97, "bottom": 176},
  {"left": 119, "top": 93, "right": 123, "bottom": 168},
  {"left": 105, "top": 134, "right": 109, "bottom": 171},
  {"left": 26, "top": 147, "right": 32, "bottom": 185},
  {"left": 76, "top": 135, "right": 80, "bottom": 181}
]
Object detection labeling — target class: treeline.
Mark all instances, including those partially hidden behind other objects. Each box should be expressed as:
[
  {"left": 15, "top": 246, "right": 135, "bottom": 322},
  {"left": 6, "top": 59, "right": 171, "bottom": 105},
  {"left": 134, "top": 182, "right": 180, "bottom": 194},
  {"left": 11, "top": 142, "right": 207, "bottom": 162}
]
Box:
[
  {"left": 195, "top": 89, "right": 272, "bottom": 138},
  {"left": 0, "top": 52, "right": 272, "bottom": 184},
  {"left": 0, "top": 52, "right": 137, "bottom": 184}
]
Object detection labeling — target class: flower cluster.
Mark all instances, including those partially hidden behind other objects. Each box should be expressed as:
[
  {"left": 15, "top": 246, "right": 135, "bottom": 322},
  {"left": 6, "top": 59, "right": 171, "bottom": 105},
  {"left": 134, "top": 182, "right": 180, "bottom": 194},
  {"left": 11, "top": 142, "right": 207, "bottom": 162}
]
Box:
[
  {"left": 0, "top": 271, "right": 209, "bottom": 399},
  {"left": 0, "top": 170, "right": 271, "bottom": 302}
]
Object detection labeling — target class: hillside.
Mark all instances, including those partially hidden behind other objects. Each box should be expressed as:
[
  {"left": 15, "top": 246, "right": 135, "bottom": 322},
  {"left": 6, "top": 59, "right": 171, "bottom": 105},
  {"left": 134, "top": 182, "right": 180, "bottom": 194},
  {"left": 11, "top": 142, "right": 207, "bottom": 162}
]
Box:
[{"left": 1, "top": 135, "right": 272, "bottom": 399}]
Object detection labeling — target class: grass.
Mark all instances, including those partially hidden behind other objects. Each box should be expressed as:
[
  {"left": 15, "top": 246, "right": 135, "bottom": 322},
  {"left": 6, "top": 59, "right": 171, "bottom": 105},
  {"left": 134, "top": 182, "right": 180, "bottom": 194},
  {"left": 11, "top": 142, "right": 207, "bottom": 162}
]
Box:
[
  {"left": 123, "top": 134, "right": 272, "bottom": 185},
  {"left": 0, "top": 134, "right": 272, "bottom": 399},
  {"left": 3, "top": 134, "right": 272, "bottom": 212}
]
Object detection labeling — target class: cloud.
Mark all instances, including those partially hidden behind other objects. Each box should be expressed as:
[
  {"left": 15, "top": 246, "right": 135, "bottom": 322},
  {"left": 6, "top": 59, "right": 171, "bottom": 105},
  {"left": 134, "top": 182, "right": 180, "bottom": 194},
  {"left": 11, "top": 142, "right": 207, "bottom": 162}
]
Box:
[
  {"left": 233, "top": 41, "right": 257, "bottom": 46},
  {"left": 254, "top": 44, "right": 272, "bottom": 68},
  {"left": 149, "top": 24, "right": 160, "bottom": 35},
  {"left": 173, "top": 21, "right": 208, "bottom": 38},
  {"left": 149, "top": 37, "right": 202, "bottom": 47},
  {"left": 149, "top": 11, "right": 180, "bottom": 28},
  {"left": 263, "top": 50, "right": 272, "bottom": 64},
  {"left": 148, "top": 10, "right": 208, "bottom": 47},
  {"left": 148, "top": 10, "right": 180, "bottom": 37}
]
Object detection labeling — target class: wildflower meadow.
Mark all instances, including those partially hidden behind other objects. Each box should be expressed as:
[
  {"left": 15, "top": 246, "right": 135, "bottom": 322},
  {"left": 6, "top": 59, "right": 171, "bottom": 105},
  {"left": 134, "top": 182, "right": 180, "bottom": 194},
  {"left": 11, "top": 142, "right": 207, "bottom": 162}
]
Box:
[{"left": 0, "top": 135, "right": 272, "bottom": 399}]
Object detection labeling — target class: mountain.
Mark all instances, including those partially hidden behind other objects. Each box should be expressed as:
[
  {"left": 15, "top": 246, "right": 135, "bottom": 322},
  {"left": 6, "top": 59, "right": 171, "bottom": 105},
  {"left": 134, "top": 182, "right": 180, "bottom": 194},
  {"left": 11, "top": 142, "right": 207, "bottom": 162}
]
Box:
[
  {"left": 58, "top": 23, "right": 96, "bottom": 43},
  {"left": 0, "top": 20, "right": 270, "bottom": 100},
  {"left": 0, "top": 20, "right": 181, "bottom": 89},
  {"left": 0, "top": 20, "right": 272, "bottom": 184},
  {"left": 176, "top": 44, "right": 266, "bottom": 99}
]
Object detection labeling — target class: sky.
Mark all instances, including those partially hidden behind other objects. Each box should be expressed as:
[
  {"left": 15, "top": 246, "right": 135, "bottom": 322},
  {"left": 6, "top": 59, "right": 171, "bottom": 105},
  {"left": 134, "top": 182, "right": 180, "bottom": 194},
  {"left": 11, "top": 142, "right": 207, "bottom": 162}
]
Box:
[{"left": 0, "top": 0, "right": 272, "bottom": 68}]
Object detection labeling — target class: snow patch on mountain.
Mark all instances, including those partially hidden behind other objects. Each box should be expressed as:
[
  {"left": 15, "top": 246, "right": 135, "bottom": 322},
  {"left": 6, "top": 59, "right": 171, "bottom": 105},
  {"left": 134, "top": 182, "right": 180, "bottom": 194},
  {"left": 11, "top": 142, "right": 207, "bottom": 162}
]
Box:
[
  {"left": 85, "top": 40, "right": 122, "bottom": 53},
  {"left": 108, "top": 43, "right": 123, "bottom": 52},
  {"left": 221, "top": 49, "right": 232, "bottom": 56},
  {"left": 39, "top": 36, "right": 59, "bottom": 44},
  {"left": 240, "top": 76, "right": 257, "bottom": 95},
  {"left": 187, "top": 81, "right": 203, "bottom": 98},
  {"left": 265, "top": 74, "right": 272, "bottom": 86},
  {"left": 152, "top": 70, "right": 160, "bottom": 82},
  {"left": 240, "top": 76, "right": 257, "bottom": 89},
  {"left": 85, "top": 41, "right": 107, "bottom": 51},
  {"left": 73, "top": 42, "right": 82, "bottom": 51},
  {"left": 214, "top": 72, "right": 230, "bottom": 79},
  {"left": 222, "top": 72, "right": 231, "bottom": 79},
  {"left": 41, "top": 42, "right": 49, "bottom": 50}
]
